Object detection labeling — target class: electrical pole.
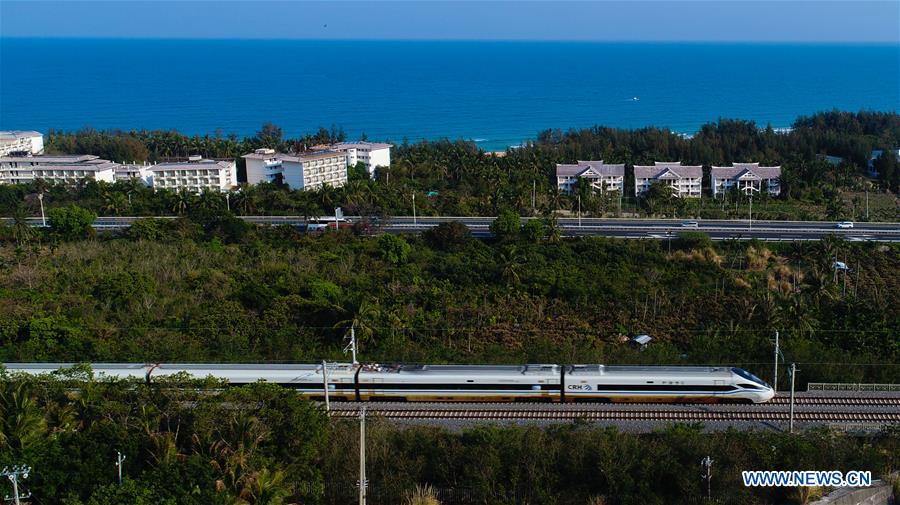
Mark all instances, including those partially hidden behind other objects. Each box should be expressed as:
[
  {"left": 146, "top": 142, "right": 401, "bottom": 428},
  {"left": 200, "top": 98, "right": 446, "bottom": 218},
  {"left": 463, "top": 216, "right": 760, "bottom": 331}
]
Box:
[
  {"left": 531, "top": 180, "right": 536, "bottom": 214},
  {"left": 749, "top": 194, "right": 753, "bottom": 232},
  {"left": 38, "top": 192, "right": 46, "bottom": 227},
  {"left": 789, "top": 363, "right": 798, "bottom": 434},
  {"left": 225, "top": 193, "right": 230, "bottom": 212},
  {"left": 700, "top": 456, "right": 712, "bottom": 499},
  {"left": 322, "top": 360, "right": 330, "bottom": 411},
  {"left": 116, "top": 451, "right": 126, "bottom": 484},
  {"left": 865, "top": 188, "right": 869, "bottom": 221},
  {"left": 344, "top": 325, "right": 358, "bottom": 365},
  {"left": 359, "top": 408, "right": 367, "bottom": 505},
  {"left": 577, "top": 195, "right": 582, "bottom": 228},
  {"left": 773, "top": 330, "right": 779, "bottom": 392},
  {"left": 1, "top": 466, "right": 31, "bottom": 505},
  {"left": 412, "top": 193, "right": 416, "bottom": 226}
]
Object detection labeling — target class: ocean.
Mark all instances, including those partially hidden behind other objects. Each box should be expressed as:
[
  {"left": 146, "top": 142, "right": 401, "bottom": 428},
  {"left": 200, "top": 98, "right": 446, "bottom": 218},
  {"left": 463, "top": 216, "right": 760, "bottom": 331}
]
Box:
[{"left": 1, "top": 39, "right": 898, "bottom": 151}]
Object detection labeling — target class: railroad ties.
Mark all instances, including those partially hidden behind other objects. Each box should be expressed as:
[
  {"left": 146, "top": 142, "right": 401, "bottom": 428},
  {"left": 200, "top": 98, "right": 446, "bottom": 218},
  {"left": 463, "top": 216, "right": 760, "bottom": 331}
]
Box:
[{"left": 324, "top": 396, "right": 900, "bottom": 429}]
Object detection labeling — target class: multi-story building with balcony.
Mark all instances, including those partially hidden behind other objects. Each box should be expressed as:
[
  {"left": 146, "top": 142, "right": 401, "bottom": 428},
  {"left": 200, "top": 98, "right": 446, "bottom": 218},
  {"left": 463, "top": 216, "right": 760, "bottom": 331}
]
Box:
[
  {"left": 710, "top": 162, "right": 781, "bottom": 197},
  {"left": 331, "top": 141, "right": 392, "bottom": 178},
  {"left": 0, "top": 131, "right": 44, "bottom": 156},
  {"left": 242, "top": 148, "right": 348, "bottom": 190},
  {"left": 633, "top": 162, "right": 702, "bottom": 198},
  {"left": 556, "top": 160, "right": 625, "bottom": 194},
  {"left": 115, "top": 162, "right": 155, "bottom": 186},
  {"left": 149, "top": 156, "right": 236, "bottom": 193},
  {"left": 0, "top": 154, "right": 117, "bottom": 185}
]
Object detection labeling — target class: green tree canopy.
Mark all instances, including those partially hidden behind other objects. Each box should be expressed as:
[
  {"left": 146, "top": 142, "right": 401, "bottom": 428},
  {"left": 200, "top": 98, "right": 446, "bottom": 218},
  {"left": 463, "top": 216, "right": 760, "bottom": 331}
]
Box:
[{"left": 47, "top": 204, "right": 97, "bottom": 240}]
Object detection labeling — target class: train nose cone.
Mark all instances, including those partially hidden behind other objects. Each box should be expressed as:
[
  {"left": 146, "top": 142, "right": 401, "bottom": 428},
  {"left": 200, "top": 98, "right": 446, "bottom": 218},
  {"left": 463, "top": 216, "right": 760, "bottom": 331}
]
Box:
[{"left": 761, "top": 388, "right": 776, "bottom": 403}]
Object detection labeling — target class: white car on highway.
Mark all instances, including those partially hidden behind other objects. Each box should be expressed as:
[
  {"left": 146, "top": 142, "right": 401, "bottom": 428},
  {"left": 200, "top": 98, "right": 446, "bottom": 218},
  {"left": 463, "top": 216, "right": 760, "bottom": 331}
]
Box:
[
  {"left": 836, "top": 221, "right": 854, "bottom": 229},
  {"left": 680, "top": 221, "right": 699, "bottom": 228}
]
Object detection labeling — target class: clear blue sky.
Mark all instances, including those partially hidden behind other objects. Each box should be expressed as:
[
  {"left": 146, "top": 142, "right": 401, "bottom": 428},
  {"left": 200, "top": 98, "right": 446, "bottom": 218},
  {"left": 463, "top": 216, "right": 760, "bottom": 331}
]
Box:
[{"left": 1, "top": 1, "right": 898, "bottom": 43}]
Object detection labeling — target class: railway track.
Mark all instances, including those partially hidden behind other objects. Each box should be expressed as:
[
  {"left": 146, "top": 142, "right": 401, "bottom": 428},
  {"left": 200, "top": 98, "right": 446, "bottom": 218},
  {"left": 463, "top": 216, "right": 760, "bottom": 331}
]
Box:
[
  {"left": 327, "top": 407, "right": 900, "bottom": 423},
  {"left": 768, "top": 396, "right": 900, "bottom": 406},
  {"left": 322, "top": 396, "right": 900, "bottom": 408},
  {"left": 322, "top": 396, "right": 900, "bottom": 425}
]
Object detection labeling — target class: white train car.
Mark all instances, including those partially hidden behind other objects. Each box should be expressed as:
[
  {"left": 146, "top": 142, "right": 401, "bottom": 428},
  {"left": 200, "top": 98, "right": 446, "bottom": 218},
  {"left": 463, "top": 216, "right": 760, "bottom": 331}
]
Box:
[
  {"left": 563, "top": 365, "right": 774, "bottom": 403},
  {"left": 356, "top": 364, "right": 561, "bottom": 401},
  {"left": 2, "top": 363, "right": 774, "bottom": 403}
]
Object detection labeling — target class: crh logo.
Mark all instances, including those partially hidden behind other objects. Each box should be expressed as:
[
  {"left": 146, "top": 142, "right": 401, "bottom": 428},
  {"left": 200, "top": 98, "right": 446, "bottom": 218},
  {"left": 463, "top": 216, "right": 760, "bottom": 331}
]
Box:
[{"left": 567, "top": 384, "right": 592, "bottom": 391}]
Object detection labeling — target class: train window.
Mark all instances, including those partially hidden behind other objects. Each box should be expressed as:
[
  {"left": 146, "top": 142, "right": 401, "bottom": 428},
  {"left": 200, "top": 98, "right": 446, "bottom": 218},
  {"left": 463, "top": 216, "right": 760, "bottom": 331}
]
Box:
[{"left": 732, "top": 368, "right": 770, "bottom": 387}]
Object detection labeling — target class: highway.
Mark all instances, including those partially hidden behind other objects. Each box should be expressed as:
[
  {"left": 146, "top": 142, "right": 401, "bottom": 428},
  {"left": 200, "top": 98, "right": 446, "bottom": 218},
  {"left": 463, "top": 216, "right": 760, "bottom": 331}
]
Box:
[{"left": 11, "top": 215, "right": 900, "bottom": 242}]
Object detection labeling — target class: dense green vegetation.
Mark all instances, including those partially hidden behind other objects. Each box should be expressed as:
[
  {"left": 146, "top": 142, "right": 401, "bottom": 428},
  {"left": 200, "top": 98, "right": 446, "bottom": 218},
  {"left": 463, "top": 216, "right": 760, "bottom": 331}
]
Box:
[
  {"left": 1, "top": 110, "right": 897, "bottom": 504},
  {"left": 1, "top": 110, "right": 896, "bottom": 221},
  {"left": 1, "top": 373, "right": 897, "bottom": 505},
  {"left": 1, "top": 213, "right": 897, "bottom": 386}
]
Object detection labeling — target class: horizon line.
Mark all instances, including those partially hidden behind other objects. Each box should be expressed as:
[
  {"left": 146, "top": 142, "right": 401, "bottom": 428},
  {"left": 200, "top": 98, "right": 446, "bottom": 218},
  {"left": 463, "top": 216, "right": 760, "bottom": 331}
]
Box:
[{"left": 2, "top": 36, "right": 898, "bottom": 45}]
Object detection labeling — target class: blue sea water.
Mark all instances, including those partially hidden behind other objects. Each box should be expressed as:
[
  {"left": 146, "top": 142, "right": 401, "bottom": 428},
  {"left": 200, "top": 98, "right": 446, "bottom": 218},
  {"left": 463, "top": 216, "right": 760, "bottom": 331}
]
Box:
[{"left": 1, "top": 39, "right": 898, "bottom": 151}]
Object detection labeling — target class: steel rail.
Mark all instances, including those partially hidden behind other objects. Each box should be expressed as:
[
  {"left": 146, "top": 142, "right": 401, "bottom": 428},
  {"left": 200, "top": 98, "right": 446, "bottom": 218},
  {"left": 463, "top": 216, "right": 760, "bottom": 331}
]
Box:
[{"left": 326, "top": 408, "right": 900, "bottom": 423}]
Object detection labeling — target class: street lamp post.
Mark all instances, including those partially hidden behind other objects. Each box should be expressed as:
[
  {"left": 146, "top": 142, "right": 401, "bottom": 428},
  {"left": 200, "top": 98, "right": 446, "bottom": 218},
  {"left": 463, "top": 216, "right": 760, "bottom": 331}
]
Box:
[
  {"left": 865, "top": 188, "right": 869, "bottom": 221},
  {"left": 37, "top": 193, "right": 46, "bottom": 227},
  {"left": 412, "top": 193, "right": 417, "bottom": 226},
  {"left": 577, "top": 195, "right": 582, "bottom": 228},
  {"left": 225, "top": 193, "right": 230, "bottom": 212},
  {"left": 749, "top": 194, "right": 753, "bottom": 232}
]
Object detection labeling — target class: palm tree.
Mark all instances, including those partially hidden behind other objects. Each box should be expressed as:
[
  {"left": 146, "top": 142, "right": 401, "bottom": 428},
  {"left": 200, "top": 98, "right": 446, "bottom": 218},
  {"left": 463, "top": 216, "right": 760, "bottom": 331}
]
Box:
[
  {"left": 170, "top": 189, "right": 193, "bottom": 215},
  {"left": 103, "top": 192, "right": 130, "bottom": 216},
  {"left": 231, "top": 188, "right": 258, "bottom": 216},
  {"left": 0, "top": 382, "right": 48, "bottom": 451},
  {"left": 198, "top": 189, "right": 225, "bottom": 212},
  {"left": 544, "top": 215, "right": 562, "bottom": 243},
  {"left": 11, "top": 205, "right": 34, "bottom": 247},
  {"left": 292, "top": 191, "right": 320, "bottom": 221},
  {"left": 498, "top": 245, "right": 526, "bottom": 285},
  {"left": 334, "top": 299, "right": 381, "bottom": 346},
  {"left": 244, "top": 468, "right": 290, "bottom": 505}
]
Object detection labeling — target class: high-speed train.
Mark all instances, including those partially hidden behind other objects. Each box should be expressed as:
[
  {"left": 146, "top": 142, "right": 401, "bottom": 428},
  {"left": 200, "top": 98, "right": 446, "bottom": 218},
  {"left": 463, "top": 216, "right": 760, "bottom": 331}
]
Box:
[{"left": 1, "top": 363, "right": 776, "bottom": 403}]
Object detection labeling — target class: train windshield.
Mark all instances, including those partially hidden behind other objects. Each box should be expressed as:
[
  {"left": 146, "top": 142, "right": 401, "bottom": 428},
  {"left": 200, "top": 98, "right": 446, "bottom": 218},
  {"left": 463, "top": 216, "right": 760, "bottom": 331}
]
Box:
[{"left": 732, "top": 368, "right": 769, "bottom": 388}]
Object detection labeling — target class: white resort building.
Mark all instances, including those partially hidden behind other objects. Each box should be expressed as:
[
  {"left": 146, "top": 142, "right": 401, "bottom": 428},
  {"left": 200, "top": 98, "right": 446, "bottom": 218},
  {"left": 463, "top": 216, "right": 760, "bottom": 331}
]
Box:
[
  {"left": 331, "top": 141, "right": 392, "bottom": 178},
  {"left": 0, "top": 131, "right": 44, "bottom": 156},
  {"left": 0, "top": 154, "right": 118, "bottom": 185},
  {"left": 633, "top": 162, "right": 703, "bottom": 198},
  {"left": 710, "top": 163, "right": 781, "bottom": 197},
  {"left": 242, "top": 148, "right": 348, "bottom": 190},
  {"left": 115, "top": 162, "right": 155, "bottom": 186},
  {"left": 150, "top": 156, "right": 237, "bottom": 193},
  {"left": 555, "top": 160, "right": 625, "bottom": 194}
]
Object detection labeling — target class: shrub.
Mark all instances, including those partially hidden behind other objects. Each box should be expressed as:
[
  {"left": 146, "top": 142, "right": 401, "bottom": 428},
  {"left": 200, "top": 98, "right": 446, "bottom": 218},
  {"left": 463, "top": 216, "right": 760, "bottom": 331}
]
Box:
[
  {"left": 404, "top": 484, "right": 441, "bottom": 505},
  {"left": 424, "top": 221, "right": 471, "bottom": 250},
  {"left": 128, "top": 218, "right": 169, "bottom": 241},
  {"left": 673, "top": 231, "right": 711, "bottom": 250},
  {"left": 378, "top": 234, "right": 411, "bottom": 265},
  {"left": 47, "top": 204, "right": 96, "bottom": 240},
  {"left": 490, "top": 209, "right": 520, "bottom": 241},
  {"left": 520, "top": 218, "right": 545, "bottom": 243}
]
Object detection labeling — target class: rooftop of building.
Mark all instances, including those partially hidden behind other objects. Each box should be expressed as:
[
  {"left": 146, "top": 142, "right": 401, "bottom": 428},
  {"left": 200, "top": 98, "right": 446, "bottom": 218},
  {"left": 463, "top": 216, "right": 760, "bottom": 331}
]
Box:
[
  {"left": 556, "top": 160, "right": 625, "bottom": 178},
  {"left": 242, "top": 149, "right": 347, "bottom": 163},
  {"left": 710, "top": 162, "right": 781, "bottom": 179},
  {"left": 0, "top": 131, "right": 43, "bottom": 141},
  {"left": 0, "top": 154, "right": 100, "bottom": 164},
  {"left": 332, "top": 141, "right": 393, "bottom": 150},
  {"left": 150, "top": 157, "right": 234, "bottom": 171},
  {"left": 633, "top": 161, "right": 703, "bottom": 179},
  {"left": 3, "top": 161, "right": 120, "bottom": 172}
]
